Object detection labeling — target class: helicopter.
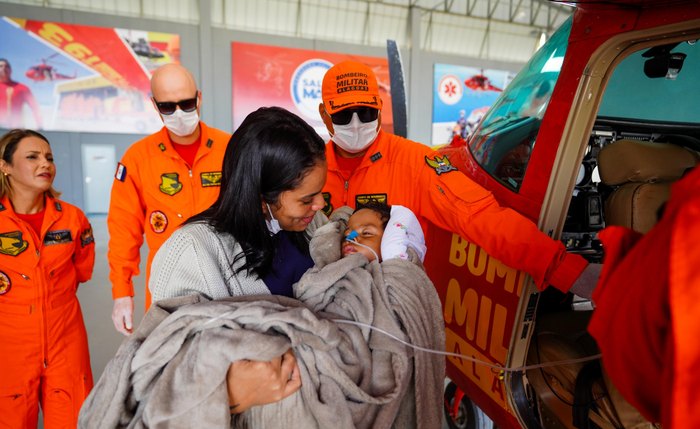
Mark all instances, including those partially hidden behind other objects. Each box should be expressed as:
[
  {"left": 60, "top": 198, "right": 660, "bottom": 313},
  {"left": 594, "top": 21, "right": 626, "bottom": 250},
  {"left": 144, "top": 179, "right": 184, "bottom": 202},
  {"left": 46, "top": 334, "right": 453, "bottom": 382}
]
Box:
[
  {"left": 129, "top": 38, "right": 165, "bottom": 59},
  {"left": 25, "top": 54, "right": 76, "bottom": 82},
  {"left": 464, "top": 72, "right": 502, "bottom": 92}
]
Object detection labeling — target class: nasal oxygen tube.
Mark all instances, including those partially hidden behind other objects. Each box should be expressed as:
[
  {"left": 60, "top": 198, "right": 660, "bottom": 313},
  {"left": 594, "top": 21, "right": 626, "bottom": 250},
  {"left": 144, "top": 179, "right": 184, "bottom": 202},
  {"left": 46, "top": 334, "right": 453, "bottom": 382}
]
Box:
[
  {"left": 204, "top": 232, "right": 601, "bottom": 376},
  {"left": 345, "top": 230, "right": 379, "bottom": 263}
]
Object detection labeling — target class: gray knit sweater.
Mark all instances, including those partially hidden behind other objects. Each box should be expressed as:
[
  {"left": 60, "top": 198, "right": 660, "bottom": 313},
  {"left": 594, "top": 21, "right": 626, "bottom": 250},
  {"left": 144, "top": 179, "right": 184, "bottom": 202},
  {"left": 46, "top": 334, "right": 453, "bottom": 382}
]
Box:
[{"left": 149, "top": 212, "right": 327, "bottom": 302}]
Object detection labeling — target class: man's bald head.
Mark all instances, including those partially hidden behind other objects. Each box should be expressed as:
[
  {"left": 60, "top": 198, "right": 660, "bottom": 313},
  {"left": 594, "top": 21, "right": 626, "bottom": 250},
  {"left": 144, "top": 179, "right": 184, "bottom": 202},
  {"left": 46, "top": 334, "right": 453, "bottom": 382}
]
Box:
[{"left": 151, "top": 64, "right": 198, "bottom": 104}]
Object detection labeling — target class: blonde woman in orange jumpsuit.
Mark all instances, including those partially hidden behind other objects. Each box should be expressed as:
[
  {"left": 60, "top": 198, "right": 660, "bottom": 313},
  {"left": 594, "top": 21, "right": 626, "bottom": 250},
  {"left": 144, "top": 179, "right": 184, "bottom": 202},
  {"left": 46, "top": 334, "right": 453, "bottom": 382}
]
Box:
[{"left": 0, "top": 129, "right": 95, "bottom": 428}]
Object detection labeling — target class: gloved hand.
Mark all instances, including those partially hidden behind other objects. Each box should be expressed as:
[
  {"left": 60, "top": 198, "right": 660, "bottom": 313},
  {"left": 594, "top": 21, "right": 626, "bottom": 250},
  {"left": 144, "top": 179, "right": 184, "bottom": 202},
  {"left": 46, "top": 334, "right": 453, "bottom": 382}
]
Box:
[
  {"left": 112, "top": 296, "right": 134, "bottom": 335},
  {"left": 380, "top": 205, "right": 427, "bottom": 262},
  {"left": 569, "top": 262, "right": 603, "bottom": 301}
]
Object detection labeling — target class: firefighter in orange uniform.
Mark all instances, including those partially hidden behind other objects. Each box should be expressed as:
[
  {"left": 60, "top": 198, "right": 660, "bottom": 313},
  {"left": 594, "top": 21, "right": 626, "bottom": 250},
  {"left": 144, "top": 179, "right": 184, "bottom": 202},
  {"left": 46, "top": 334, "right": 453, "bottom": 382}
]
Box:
[
  {"left": 318, "top": 60, "right": 596, "bottom": 294},
  {"left": 0, "top": 129, "right": 95, "bottom": 429},
  {"left": 108, "top": 64, "right": 230, "bottom": 335},
  {"left": 589, "top": 166, "right": 700, "bottom": 428}
]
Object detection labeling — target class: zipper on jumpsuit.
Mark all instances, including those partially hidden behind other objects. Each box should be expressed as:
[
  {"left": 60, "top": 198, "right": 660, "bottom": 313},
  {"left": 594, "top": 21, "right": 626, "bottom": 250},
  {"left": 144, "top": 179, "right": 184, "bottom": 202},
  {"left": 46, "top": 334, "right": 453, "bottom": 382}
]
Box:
[
  {"left": 36, "top": 210, "right": 58, "bottom": 369},
  {"left": 23, "top": 220, "right": 50, "bottom": 369},
  {"left": 168, "top": 146, "right": 199, "bottom": 220},
  {"left": 36, "top": 230, "right": 49, "bottom": 368}
]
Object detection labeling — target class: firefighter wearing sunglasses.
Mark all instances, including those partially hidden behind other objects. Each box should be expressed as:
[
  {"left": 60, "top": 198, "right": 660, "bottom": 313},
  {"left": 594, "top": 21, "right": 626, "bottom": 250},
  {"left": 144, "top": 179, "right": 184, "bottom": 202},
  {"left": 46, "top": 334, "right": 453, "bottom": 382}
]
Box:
[
  {"left": 318, "top": 60, "right": 599, "bottom": 297},
  {"left": 107, "top": 64, "right": 230, "bottom": 336}
]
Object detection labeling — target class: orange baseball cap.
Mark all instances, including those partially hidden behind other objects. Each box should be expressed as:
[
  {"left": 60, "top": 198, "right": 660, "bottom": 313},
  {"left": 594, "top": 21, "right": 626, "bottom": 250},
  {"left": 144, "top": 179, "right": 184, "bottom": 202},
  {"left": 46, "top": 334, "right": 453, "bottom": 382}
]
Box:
[{"left": 322, "top": 60, "right": 383, "bottom": 115}]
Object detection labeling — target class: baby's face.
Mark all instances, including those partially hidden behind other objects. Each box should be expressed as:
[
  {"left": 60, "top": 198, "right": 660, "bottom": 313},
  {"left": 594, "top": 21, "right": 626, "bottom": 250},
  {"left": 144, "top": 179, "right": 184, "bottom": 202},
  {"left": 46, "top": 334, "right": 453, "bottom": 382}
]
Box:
[{"left": 342, "top": 208, "right": 384, "bottom": 262}]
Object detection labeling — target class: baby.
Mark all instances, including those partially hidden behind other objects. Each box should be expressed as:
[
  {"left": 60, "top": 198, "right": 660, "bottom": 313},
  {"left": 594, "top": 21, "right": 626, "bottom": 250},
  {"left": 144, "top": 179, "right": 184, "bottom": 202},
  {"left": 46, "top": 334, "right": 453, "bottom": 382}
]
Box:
[{"left": 342, "top": 201, "right": 426, "bottom": 263}]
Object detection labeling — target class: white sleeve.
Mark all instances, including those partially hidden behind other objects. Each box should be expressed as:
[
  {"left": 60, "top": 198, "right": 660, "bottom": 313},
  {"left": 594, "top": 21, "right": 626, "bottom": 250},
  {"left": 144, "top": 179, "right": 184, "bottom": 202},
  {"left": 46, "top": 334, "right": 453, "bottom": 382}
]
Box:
[
  {"left": 380, "top": 205, "right": 427, "bottom": 262},
  {"left": 149, "top": 224, "right": 238, "bottom": 301}
]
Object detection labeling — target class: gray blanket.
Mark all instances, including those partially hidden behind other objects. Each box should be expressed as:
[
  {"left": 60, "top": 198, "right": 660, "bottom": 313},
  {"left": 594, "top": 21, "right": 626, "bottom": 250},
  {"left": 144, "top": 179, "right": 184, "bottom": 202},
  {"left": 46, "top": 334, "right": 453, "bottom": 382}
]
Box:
[{"left": 79, "top": 213, "right": 445, "bottom": 429}]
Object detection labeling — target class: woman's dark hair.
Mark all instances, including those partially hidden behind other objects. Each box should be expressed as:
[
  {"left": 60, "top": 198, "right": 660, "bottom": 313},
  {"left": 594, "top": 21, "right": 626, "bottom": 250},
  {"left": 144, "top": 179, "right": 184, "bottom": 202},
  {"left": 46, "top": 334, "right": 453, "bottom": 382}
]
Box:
[
  {"left": 191, "top": 106, "right": 326, "bottom": 278},
  {"left": 0, "top": 129, "right": 60, "bottom": 198}
]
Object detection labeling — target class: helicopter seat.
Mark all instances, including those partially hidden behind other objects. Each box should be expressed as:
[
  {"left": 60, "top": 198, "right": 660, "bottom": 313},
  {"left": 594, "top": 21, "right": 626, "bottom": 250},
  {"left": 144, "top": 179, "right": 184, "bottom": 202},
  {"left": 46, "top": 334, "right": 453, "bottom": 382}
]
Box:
[{"left": 598, "top": 139, "right": 697, "bottom": 233}]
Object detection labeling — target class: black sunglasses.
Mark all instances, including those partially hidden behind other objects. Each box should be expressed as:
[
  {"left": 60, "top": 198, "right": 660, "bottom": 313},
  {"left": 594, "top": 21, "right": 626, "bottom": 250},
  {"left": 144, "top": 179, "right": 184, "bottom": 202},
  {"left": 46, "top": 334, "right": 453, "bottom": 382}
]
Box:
[
  {"left": 153, "top": 91, "right": 198, "bottom": 115},
  {"left": 330, "top": 106, "right": 379, "bottom": 125}
]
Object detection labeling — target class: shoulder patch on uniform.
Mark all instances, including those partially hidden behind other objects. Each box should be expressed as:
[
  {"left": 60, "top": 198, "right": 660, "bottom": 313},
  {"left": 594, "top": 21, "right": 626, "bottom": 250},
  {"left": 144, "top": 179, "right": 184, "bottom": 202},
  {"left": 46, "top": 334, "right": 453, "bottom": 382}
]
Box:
[
  {"left": 200, "top": 171, "right": 222, "bottom": 187},
  {"left": 206, "top": 138, "right": 213, "bottom": 148},
  {"left": 158, "top": 143, "right": 167, "bottom": 152},
  {"left": 80, "top": 226, "right": 94, "bottom": 247},
  {"left": 0, "top": 231, "right": 28, "bottom": 256},
  {"left": 149, "top": 211, "right": 168, "bottom": 234},
  {"left": 44, "top": 229, "right": 73, "bottom": 246},
  {"left": 370, "top": 152, "right": 382, "bottom": 162},
  {"left": 159, "top": 173, "right": 183, "bottom": 196},
  {"left": 355, "top": 193, "right": 387, "bottom": 208},
  {"left": 0, "top": 271, "right": 11, "bottom": 295},
  {"left": 115, "top": 163, "right": 127, "bottom": 182},
  {"left": 425, "top": 155, "right": 458, "bottom": 175},
  {"left": 322, "top": 192, "right": 333, "bottom": 217}
]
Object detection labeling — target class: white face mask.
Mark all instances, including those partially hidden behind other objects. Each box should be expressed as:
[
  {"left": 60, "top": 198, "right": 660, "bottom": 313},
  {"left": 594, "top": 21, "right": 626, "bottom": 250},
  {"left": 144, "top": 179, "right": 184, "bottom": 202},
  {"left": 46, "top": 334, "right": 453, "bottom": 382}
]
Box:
[
  {"left": 162, "top": 108, "right": 199, "bottom": 137},
  {"left": 332, "top": 113, "right": 379, "bottom": 154},
  {"left": 265, "top": 203, "right": 282, "bottom": 235}
]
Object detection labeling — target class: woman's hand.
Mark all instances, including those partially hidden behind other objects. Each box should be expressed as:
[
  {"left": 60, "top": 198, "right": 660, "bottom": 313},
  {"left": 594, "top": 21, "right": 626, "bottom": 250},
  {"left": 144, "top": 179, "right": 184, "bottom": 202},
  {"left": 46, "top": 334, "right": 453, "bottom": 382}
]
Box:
[{"left": 226, "top": 349, "right": 301, "bottom": 414}]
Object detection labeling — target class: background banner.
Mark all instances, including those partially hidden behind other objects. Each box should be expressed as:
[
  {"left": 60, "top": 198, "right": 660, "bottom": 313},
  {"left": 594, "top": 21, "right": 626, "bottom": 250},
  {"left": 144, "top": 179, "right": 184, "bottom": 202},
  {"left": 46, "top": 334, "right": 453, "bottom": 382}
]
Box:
[
  {"left": 232, "top": 42, "right": 393, "bottom": 140},
  {"left": 1, "top": 17, "right": 180, "bottom": 133},
  {"left": 432, "top": 63, "right": 515, "bottom": 145}
]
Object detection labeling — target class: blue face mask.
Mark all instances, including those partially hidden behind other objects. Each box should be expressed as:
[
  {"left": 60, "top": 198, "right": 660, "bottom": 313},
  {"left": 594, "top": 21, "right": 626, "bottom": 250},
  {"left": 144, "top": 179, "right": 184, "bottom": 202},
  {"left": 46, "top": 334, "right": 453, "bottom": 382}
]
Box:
[{"left": 265, "top": 202, "right": 282, "bottom": 235}]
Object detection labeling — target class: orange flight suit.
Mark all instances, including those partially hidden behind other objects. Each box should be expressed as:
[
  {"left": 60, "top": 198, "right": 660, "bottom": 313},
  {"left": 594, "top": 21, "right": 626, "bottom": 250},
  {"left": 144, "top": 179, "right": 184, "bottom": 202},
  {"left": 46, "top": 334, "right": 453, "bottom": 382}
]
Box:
[
  {"left": 107, "top": 123, "right": 230, "bottom": 308},
  {"left": 0, "top": 195, "right": 95, "bottom": 429},
  {"left": 589, "top": 166, "right": 700, "bottom": 428},
  {"left": 323, "top": 131, "right": 587, "bottom": 291}
]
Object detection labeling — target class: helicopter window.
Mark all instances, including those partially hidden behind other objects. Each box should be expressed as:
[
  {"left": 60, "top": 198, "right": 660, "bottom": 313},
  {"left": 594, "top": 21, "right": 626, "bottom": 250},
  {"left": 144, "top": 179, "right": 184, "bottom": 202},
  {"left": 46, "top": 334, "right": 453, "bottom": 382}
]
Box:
[
  {"left": 598, "top": 39, "right": 700, "bottom": 126},
  {"left": 467, "top": 17, "right": 571, "bottom": 191}
]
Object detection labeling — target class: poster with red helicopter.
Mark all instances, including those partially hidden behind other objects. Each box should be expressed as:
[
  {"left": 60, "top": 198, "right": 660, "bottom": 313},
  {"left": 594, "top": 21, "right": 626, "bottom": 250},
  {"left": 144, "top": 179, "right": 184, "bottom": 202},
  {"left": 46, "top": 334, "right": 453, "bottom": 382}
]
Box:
[
  {"left": 432, "top": 63, "right": 515, "bottom": 145},
  {"left": 0, "top": 17, "right": 179, "bottom": 133}
]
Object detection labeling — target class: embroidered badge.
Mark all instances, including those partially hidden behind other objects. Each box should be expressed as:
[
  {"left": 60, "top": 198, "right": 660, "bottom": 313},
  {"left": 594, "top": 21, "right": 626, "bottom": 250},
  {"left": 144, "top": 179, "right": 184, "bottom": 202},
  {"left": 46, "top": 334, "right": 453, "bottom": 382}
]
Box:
[
  {"left": 150, "top": 211, "right": 168, "bottom": 234},
  {"left": 0, "top": 231, "right": 28, "bottom": 256},
  {"left": 322, "top": 192, "right": 333, "bottom": 217},
  {"left": 425, "top": 155, "right": 458, "bottom": 175},
  {"left": 0, "top": 202, "right": 5, "bottom": 211},
  {"left": 0, "top": 271, "right": 10, "bottom": 295},
  {"left": 159, "top": 173, "right": 183, "bottom": 196},
  {"left": 200, "top": 172, "right": 222, "bottom": 187},
  {"left": 115, "top": 163, "right": 127, "bottom": 182},
  {"left": 355, "top": 193, "right": 387, "bottom": 208},
  {"left": 81, "top": 226, "right": 94, "bottom": 247},
  {"left": 158, "top": 143, "right": 167, "bottom": 152},
  {"left": 206, "top": 139, "right": 213, "bottom": 148},
  {"left": 54, "top": 201, "right": 62, "bottom": 212},
  {"left": 370, "top": 152, "right": 382, "bottom": 162},
  {"left": 43, "top": 230, "right": 72, "bottom": 246}
]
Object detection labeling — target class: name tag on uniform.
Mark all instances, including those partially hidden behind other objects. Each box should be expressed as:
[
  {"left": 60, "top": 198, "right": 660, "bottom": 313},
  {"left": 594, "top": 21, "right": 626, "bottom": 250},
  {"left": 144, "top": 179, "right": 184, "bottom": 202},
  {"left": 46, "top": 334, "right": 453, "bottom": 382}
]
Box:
[
  {"left": 44, "top": 230, "right": 73, "bottom": 246},
  {"left": 200, "top": 172, "right": 222, "bottom": 187},
  {"left": 355, "top": 193, "right": 387, "bottom": 208}
]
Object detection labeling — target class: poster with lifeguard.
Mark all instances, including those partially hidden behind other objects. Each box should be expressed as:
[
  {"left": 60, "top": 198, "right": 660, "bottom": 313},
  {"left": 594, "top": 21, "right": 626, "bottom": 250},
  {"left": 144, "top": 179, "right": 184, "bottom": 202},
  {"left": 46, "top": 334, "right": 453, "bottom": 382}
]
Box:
[
  {"left": 0, "top": 16, "right": 179, "bottom": 133},
  {"left": 231, "top": 42, "right": 393, "bottom": 139}
]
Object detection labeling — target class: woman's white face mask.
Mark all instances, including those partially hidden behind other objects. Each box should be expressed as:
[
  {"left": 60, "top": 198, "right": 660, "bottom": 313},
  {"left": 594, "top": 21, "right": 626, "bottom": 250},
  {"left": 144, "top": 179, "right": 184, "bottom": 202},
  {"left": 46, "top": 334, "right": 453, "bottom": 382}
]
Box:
[
  {"left": 265, "top": 202, "right": 282, "bottom": 235},
  {"left": 162, "top": 108, "right": 199, "bottom": 137},
  {"left": 331, "top": 113, "right": 379, "bottom": 154}
]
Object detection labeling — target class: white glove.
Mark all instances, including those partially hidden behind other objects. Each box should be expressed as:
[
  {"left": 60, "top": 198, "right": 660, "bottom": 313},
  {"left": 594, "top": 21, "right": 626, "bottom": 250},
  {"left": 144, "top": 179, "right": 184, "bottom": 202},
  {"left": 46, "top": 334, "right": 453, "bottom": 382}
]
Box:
[
  {"left": 569, "top": 262, "right": 602, "bottom": 301},
  {"left": 380, "top": 205, "right": 427, "bottom": 262}
]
